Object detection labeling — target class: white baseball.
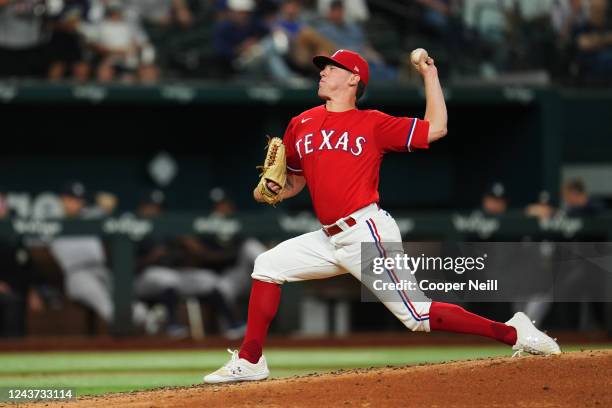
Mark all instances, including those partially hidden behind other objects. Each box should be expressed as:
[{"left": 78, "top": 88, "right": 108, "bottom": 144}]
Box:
[{"left": 411, "top": 48, "right": 428, "bottom": 67}]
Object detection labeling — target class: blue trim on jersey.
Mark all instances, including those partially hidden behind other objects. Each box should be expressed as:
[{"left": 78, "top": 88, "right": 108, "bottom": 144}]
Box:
[
  {"left": 406, "top": 118, "right": 417, "bottom": 152},
  {"left": 365, "top": 220, "right": 428, "bottom": 322}
]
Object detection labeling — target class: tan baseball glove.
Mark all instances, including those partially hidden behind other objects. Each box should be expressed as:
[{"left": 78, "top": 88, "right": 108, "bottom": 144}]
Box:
[{"left": 256, "top": 136, "right": 287, "bottom": 206}]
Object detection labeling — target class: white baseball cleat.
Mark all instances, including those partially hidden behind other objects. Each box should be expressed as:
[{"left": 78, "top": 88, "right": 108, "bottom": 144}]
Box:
[
  {"left": 505, "top": 312, "right": 561, "bottom": 356},
  {"left": 203, "top": 349, "right": 270, "bottom": 384}
]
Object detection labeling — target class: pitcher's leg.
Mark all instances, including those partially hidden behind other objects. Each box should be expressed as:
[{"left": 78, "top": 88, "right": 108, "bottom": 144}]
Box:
[
  {"left": 338, "top": 211, "right": 516, "bottom": 344},
  {"left": 251, "top": 230, "right": 344, "bottom": 284},
  {"left": 334, "top": 212, "right": 432, "bottom": 331},
  {"left": 429, "top": 302, "right": 516, "bottom": 345},
  {"left": 338, "top": 241, "right": 432, "bottom": 332},
  {"left": 240, "top": 230, "right": 344, "bottom": 363},
  {"left": 239, "top": 280, "right": 281, "bottom": 363}
]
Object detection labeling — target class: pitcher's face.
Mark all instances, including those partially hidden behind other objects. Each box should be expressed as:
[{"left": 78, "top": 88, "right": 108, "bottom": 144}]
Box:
[{"left": 318, "top": 64, "right": 357, "bottom": 100}]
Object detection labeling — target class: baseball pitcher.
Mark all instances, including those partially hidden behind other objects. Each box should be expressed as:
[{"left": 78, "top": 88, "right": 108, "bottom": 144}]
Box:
[{"left": 204, "top": 49, "right": 560, "bottom": 384}]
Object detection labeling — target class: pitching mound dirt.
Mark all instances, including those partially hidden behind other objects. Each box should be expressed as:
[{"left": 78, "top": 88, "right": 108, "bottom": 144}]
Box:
[{"left": 14, "top": 350, "right": 612, "bottom": 408}]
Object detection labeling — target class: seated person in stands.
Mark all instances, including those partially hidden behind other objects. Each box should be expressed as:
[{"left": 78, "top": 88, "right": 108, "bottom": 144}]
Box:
[
  {"left": 572, "top": 0, "right": 612, "bottom": 80},
  {"left": 560, "top": 179, "right": 605, "bottom": 217},
  {"left": 46, "top": 0, "right": 93, "bottom": 81},
  {"left": 0, "top": 0, "right": 48, "bottom": 78},
  {"left": 124, "top": 0, "right": 193, "bottom": 28},
  {"left": 415, "top": 0, "right": 462, "bottom": 36},
  {"left": 317, "top": 0, "right": 370, "bottom": 23},
  {"left": 274, "top": 0, "right": 335, "bottom": 76},
  {"left": 212, "top": 0, "right": 303, "bottom": 84},
  {"left": 314, "top": 0, "right": 397, "bottom": 81},
  {"left": 481, "top": 182, "right": 508, "bottom": 216},
  {"left": 135, "top": 189, "right": 246, "bottom": 338},
  {"left": 525, "top": 179, "right": 605, "bottom": 221},
  {"left": 122, "top": 0, "right": 194, "bottom": 72},
  {"left": 84, "top": 1, "right": 159, "bottom": 82}
]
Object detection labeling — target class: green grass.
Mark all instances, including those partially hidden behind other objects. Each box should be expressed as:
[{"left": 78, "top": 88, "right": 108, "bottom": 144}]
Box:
[{"left": 0, "top": 344, "right": 608, "bottom": 396}]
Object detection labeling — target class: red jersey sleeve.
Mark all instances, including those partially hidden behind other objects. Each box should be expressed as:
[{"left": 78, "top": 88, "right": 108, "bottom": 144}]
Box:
[
  {"left": 282, "top": 117, "right": 303, "bottom": 174},
  {"left": 373, "top": 110, "right": 430, "bottom": 153}
]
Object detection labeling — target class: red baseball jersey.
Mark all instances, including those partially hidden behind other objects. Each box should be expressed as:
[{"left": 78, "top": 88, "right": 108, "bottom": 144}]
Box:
[{"left": 283, "top": 105, "right": 430, "bottom": 225}]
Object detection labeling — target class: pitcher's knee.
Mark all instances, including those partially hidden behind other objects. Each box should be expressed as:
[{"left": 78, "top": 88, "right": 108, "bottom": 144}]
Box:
[
  {"left": 404, "top": 318, "right": 431, "bottom": 332},
  {"left": 403, "top": 302, "right": 432, "bottom": 332},
  {"left": 251, "top": 251, "right": 285, "bottom": 285}
]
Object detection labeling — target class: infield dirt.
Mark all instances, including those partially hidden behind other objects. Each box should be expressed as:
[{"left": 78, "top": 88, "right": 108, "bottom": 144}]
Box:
[{"left": 12, "top": 350, "right": 612, "bottom": 408}]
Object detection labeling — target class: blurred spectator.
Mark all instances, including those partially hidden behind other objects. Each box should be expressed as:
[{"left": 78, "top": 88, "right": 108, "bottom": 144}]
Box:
[
  {"left": 550, "top": 0, "right": 588, "bottom": 79},
  {"left": 60, "top": 180, "right": 87, "bottom": 218},
  {"left": 314, "top": 0, "right": 397, "bottom": 81},
  {"left": 84, "top": 1, "right": 159, "bottom": 82},
  {"left": 122, "top": 0, "right": 195, "bottom": 75},
  {"left": 0, "top": 0, "right": 599, "bottom": 84},
  {"left": 411, "top": 0, "right": 473, "bottom": 79},
  {"left": 0, "top": 0, "right": 49, "bottom": 78},
  {"left": 0, "top": 202, "right": 42, "bottom": 337},
  {"left": 526, "top": 179, "right": 605, "bottom": 221},
  {"left": 560, "top": 178, "right": 605, "bottom": 216},
  {"left": 317, "top": 0, "right": 368, "bottom": 23},
  {"left": 134, "top": 190, "right": 189, "bottom": 337},
  {"left": 551, "top": 0, "right": 588, "bottom": 43},
  {"left": 49, "top": 181, "right": 115, "bottom": 323},
  {"left": 212, "top": 0, "right": 303, "bottom": 83},
  {"left": 275, "top": 0, "right": 303, "bottom": 40},
  {"left": 50, "top": 181, "right": 150, "bottom": 330},
  {"left": 0, "top": 193, "right": 9, "bottom": 218},
  {"left": 314, "top": 0, "right": 362, "bottom": 54},
  {"left": 525, "top": 190, "right": 555, "bottom": 221},
  {"left": 0, "top": 240, "right": 43, "bottom": 337},
  {"left": 275, "top": 0, "right": 334, "bottom": 75},
  {"left": 174, "top": 187, "right": 268, "bottom": 337},
  {"left": 255, "top": 0, "right": 282, "bottom": 22},
  {"left": 571, "top": 0, "right": 612, "bottom": 80},
  {"left": 80, "top": 190, "right": 119, "bottom": 218},
  {"left": 212, "top": 0, "right": 267, "bottom": 76},
  {"left": 94, "top": 191, "right": 118, "bottom": 216},
  {"left": 135, "top": 189, "right": 246, "bottom": 338},
  {"left": 46, "top": 0, "right": 93, "bottom": 81},
  {"left": 416, "top": 0, "right": 462, "bottom": 36},
  {"left": 481, "top": 182, "right": 508, "bottom": 215},
  {"left": 204, "top": 188, "right": 266, "bottom": 307},
  {"left": 137, "top": 189, "right": 166, "bottom": 218},
  {"left": 523, "top": 179, "right": 605, "bottom": 329},
  {"left": 124, "top": 0, "right": 193, "bottom": 28}
]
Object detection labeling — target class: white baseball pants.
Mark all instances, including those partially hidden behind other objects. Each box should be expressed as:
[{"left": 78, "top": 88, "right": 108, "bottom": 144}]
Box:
[{"left": 252, "top": 203, "right": 431, "bottom": 332}]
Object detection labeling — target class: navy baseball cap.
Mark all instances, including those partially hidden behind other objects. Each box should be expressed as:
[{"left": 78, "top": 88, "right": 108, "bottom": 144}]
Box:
[
  {"left": 209, "top": 187, "right": 228, "bottom": 204},
  {"left": 483, "top": 182, "right": 506, "bottom": 199},
  {"left": 313, "top": 49, "right": 370, "bottom": 87},
  {"left": 61, "top": 181, "right": 86, "bottom": 199},
  {"left": 140, "top": 189, "right": 166, "bottom": 206}
]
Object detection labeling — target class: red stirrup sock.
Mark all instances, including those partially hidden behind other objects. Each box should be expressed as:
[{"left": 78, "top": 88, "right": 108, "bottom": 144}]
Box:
[
  {"left": 429, "top": 302, "right": 517, "bottom": 346},
  {"left": 238, "top": 279, "right": 281, "bottom": 363}
]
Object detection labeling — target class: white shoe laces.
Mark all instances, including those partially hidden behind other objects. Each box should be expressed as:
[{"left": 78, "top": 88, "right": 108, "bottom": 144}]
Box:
[{"left": 224, "top": 349, "right": 245, "bottom": 375}]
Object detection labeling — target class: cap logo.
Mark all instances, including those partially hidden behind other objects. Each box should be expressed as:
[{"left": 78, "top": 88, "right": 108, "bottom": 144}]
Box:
[
  {"left": 332, "top": 49, "right": 344, "bottom": 57},
  {"left": 354, "top": 66, "right": 359, "bottom": 72}
]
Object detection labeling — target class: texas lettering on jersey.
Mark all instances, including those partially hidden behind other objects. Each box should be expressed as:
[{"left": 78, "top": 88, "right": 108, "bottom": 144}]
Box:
[
  {"left": 295, "top": 130, "right": 366, "bottom": 158},
  {"left": 283, "top": 105, "right": 430, "bottom": 225}
]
